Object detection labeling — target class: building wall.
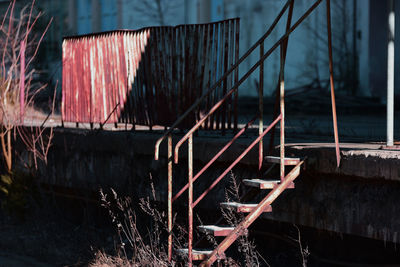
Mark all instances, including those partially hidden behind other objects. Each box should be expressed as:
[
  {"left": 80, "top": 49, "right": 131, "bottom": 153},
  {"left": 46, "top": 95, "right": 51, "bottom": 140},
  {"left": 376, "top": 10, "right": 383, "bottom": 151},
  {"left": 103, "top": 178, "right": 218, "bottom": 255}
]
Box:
[
  {"left": 358, "top": 0, "right": 370, "bottom": 96},
  {"left": 369, "top": 0, "right": 388, "bottom": 99},
  {"left": 198, "top": 0, "right": 364, "bottom": 96},
  {"left": 198, "top": 0, "right": 399, "bottom": 99},
  {"left": 2, "top": 0, "right": 396, "bottom": 99},
  {"left": 120, "top": 0, "right": 186, "bottom": 29}
]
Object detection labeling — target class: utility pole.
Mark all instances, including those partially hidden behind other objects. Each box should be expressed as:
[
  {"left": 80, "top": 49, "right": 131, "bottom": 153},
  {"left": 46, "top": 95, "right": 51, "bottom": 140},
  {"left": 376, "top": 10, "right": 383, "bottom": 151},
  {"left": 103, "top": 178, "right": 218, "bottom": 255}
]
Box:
[{"left": 387, "top": 0, "right": 395, "bottom": 147}]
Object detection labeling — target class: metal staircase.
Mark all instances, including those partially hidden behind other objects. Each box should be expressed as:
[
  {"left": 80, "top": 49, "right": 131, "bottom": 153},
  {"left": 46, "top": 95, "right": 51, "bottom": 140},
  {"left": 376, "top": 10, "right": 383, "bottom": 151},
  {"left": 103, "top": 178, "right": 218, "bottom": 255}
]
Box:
[
  {"left": 196, "top": 159, "right": 304, "bottom": 266},
  {"left": 154, "top": 0, "right": 340, "bottom": 265}
]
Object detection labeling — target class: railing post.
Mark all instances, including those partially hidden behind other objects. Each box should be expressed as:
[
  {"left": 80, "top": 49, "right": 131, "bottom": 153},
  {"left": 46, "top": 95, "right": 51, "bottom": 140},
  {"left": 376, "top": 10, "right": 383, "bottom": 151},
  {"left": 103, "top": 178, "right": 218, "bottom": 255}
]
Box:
[
  {"left": 259, "top": 42, "right": 264, "bottom": 172},
  {"left": 326, "top": 0, "right": 341, "bottom": 167},
  {"left": 387, "top": 0, "right": 395, "bottom": 147},
  {"left": 268, "top": 0, "right": 294, "bottom": 156},
  {"left": 168, "top": 134, "right": 173, "bottom": 262},
  {"left": 279, "top": 0, "right": 294, "bottom": 181},
  {"left": 234, "top": 19, "right": 240, "bottom": 132},
  {"left": 188, "top": 134, "right": 193, "bottom": 267},
  {"left": 280, "top": 61, "right": 285, "bottom": 181}
]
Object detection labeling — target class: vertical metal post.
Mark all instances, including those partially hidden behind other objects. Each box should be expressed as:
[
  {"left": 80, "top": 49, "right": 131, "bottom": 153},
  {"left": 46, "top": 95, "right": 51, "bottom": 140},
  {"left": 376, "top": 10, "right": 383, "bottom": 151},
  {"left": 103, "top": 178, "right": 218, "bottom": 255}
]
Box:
[
  {"left": 188, "top": 134, "right": 193, "bottom": 267},
  {"left": 19, "top": 40, "right": 25, "bottom": 122},
  {"left": 222, "top": 21, "right": 229, "bottom": 135},
  {"left": 279, "top": 70, "right": 285, "bottom": 181},
  {"left": 234, "top": 20, "right": 239, "bottom": 132},
  {"left": 326, "top": 0, "right": 341, "bottom": 167},
  {"left": 387, "top": 0, "right": 395, "bottom": 147},
  {"left": 278, "top": 0, "right": 294, "bottom": 181},
  {"left": 259, "top": 43, "right": 264, "bottom": 172},
  {"left": 268, "top": 0, "right": 294, "bottom": 155},
  {"left": 167, "top": 134, "right": 173, "bottom": 262}
]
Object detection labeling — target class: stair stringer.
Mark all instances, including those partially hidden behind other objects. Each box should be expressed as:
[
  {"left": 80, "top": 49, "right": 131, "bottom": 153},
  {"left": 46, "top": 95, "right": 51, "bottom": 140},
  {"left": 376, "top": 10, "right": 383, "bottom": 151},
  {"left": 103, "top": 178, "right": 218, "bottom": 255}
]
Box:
[{"left": 199, "top": 160, "right": 304, "bottom": 266}]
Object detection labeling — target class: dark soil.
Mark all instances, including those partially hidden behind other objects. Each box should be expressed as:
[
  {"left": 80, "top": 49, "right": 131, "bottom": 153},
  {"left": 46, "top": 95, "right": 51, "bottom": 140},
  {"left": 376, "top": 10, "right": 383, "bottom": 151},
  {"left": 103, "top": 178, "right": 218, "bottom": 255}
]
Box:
[{"left": 0, "top": 193, "right": 114, "bottom": 266}]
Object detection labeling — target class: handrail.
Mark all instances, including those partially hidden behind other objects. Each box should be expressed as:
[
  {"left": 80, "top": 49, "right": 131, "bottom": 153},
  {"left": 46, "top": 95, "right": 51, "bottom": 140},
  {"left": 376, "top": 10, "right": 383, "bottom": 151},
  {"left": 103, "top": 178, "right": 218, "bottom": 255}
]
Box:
[
  {"left": 192, "top": 115, "right": 282, "bottom": 208},
  {"left": 164, "top": 0, "right": 336, "bottom": 264},
  {"left": 154, "top": 0, "right": 292, "bottom": 160},
  {"left": 174, "top": 0, "right": 322, "bottom": 164},
  {"left": 172, "top": 115, "right": 258, "bottom": 202}
]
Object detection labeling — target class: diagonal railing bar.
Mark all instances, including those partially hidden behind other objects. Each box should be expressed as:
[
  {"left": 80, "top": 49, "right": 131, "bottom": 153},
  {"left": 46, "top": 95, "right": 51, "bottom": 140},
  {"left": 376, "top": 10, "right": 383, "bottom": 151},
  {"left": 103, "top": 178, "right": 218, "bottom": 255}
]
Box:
[
  {"left": 174, "top": 0, "right": 322, "bottom": 164},
  {"left": 192, "top": 115, "right": 282, "bottom": 208},
  {"left": 154, "top": 0, "right": 292, "bottom": 160},
  {"left": 172, "top": 115, "right": 258, "bottom": 203}
]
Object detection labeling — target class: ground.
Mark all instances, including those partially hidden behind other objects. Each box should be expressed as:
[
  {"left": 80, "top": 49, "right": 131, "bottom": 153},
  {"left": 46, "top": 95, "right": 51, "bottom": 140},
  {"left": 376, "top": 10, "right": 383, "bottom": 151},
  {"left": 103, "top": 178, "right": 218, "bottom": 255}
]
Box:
[{"left": 0, "top": 195, "right": 113, "bottom": 267}]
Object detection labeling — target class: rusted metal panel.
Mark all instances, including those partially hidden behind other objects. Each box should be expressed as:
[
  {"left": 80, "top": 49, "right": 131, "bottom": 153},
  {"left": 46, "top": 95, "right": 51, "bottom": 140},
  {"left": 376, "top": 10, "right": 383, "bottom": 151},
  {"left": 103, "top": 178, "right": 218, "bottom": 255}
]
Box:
[{"left": 62, "top": 19, "right": 239, "bottom": 129}]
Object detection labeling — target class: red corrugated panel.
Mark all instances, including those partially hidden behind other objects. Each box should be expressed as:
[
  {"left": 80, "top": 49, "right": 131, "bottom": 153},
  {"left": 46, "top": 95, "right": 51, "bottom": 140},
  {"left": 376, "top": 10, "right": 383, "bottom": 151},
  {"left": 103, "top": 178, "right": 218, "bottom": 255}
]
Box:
[{"left": 62, "top": 19, "right": 239, "bottom": 129}]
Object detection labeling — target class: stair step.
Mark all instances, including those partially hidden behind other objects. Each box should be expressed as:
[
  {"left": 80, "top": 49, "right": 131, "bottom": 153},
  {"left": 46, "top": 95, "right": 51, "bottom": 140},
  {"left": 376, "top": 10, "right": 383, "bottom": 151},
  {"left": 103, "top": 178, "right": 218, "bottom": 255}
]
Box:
[
  {"left": 198, "top": 225, "right": 247, "bottom": 237},
  {"left": 176, "top": 248, "right": 225, "bottom": 261},
  {"left": 220, "top": 202, "right": 272, "bottom": 213},
  {"left": 265, "top": 156, "right": 300, "bottom": 165},
  {"left": 243, "top": 179, "right": 295, "bottom": 189}
]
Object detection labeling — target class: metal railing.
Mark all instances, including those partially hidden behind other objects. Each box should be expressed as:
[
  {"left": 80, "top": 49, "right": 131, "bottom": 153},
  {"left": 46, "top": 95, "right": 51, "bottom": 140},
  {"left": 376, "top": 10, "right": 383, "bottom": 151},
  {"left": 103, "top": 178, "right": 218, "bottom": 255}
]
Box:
[
  {"left": 154, "top": 0, "right": 340, "bottom": 265},
  {"left": 62, "top": 19, "right": 239, "bottom": 130}
]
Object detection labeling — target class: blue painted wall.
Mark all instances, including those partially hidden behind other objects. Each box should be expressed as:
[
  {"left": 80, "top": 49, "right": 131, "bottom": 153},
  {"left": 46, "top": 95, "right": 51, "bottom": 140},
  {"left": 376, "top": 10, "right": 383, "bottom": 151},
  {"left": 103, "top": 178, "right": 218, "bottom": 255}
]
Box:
[{"left": 77, "top": 0, "right": 92, "bottom": 34}]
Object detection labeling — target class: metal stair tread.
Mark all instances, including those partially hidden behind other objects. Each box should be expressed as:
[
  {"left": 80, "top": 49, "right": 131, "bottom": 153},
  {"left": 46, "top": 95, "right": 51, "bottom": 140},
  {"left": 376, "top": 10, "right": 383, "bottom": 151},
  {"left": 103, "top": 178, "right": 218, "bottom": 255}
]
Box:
[
  {"left": 176, "top": 248, "right": 225, "bottom": 261},
  {"left": 198, "top": 225, "right": 241, "bottom": 237},
  {"left": 265, "top": 156, "right": 301, "bottom": 165},
  {"left": 243, "top": 178, "right": 280, "bottom": 189},
  {"left": 220, "top": 202, "right": 273, "bottom": 213}
]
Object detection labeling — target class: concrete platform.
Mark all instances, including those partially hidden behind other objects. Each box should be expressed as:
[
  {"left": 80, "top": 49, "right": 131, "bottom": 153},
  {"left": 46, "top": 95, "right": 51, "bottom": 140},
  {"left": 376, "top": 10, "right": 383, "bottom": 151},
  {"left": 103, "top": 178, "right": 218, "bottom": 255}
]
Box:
[{"left": 285, "top": 143, "right": 400, "bottom": 181}]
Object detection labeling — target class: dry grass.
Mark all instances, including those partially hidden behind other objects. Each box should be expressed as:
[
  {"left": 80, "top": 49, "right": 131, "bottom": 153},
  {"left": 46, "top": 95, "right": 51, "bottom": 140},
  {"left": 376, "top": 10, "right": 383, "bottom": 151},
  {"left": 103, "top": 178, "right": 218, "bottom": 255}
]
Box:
[
  {"left": 95, "top": 179, "right": 185, "bottom": 267},
  {"left": 90, "top": 251, "right": 131, "bottom": 267},
  {"left": 93, "top": 172, "right": 274, "bottom": 266}
]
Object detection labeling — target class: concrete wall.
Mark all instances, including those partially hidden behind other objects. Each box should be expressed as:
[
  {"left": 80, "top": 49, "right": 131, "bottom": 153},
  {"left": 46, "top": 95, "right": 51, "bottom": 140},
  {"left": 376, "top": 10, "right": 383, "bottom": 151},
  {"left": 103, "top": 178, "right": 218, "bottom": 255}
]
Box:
[
  {"left": 21, "top": 129, "right": 259, "bottom": 206},
  {"left": 267, "top": 171, "right": 400, "bottom": 244},
  {"left": 17, "top": 128, "right": 400, "bottom": 244}
]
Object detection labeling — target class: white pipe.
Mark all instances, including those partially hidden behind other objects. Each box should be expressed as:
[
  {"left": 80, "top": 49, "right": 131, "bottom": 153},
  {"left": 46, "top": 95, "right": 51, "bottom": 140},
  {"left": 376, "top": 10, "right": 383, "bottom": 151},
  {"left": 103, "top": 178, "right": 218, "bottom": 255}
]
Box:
[{"left": 387, "top": 0, "right": 395, "bottom": 147}]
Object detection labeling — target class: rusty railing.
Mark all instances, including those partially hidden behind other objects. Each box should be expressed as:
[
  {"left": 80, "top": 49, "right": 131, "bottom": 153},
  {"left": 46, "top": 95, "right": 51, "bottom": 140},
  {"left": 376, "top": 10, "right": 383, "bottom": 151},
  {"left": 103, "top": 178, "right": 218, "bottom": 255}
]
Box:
[
  {"left": 154, "top": 0, "right": 340, "bottom": 265},
  {"left": 62, "top": 19, "right": 239, "bottom": 130}
]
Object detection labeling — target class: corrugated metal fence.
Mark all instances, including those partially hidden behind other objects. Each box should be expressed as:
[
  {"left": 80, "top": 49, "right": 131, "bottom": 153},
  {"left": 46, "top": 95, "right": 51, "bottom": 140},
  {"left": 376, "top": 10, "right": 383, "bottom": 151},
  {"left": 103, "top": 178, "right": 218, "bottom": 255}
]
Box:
[{"left": 62, "top": 18, "right": 239, "bottom": 130}]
